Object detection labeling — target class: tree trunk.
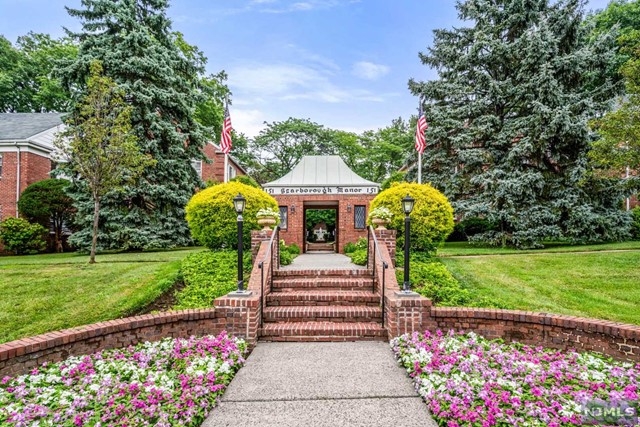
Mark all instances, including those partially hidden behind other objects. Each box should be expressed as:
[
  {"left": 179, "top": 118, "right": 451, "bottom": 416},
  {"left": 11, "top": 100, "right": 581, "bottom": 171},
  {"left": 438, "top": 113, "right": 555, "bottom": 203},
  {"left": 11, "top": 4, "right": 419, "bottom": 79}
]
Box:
[
  {"left": 55, "top": 217, "right": 63, "bottom": 253},
  {"left": 90, "top": 197, "right": 100, "bottom": 264}
]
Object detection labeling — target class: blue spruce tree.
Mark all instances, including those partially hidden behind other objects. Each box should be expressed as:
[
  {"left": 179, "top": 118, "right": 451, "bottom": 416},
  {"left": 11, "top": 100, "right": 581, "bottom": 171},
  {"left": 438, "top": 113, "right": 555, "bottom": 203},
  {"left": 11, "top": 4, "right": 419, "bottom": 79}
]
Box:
[
  {"left": 410, "top": 0, "right": 630, "bottom": 248},
  {"left": 61, "top": 0, "right": 209, "bottom": 250}
]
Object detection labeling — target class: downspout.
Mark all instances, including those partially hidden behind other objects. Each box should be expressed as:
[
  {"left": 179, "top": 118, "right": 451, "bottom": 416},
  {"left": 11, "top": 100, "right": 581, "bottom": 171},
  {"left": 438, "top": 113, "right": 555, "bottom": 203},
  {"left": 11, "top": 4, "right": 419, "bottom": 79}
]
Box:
[{"left": 15, "top": 142, "right": 20, "bottom": 217}]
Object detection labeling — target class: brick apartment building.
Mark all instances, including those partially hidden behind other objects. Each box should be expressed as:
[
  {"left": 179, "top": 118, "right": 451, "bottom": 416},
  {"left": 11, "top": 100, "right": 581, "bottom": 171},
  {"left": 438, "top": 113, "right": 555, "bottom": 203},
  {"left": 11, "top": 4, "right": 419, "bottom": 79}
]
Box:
[
  {"left": 0, "top": 113, "right": 62, "bottom": 221},
  {"left": 0, "top": 113, "right": 245, "bottom": 223}
]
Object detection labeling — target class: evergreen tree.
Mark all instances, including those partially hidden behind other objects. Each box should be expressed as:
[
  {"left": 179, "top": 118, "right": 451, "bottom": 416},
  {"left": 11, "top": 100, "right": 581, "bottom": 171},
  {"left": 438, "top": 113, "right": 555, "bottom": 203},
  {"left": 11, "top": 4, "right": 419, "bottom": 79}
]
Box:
[
  {"left": 410, "top": 0, "right": 629, "bottom": 248},
  {"left": 61, "top": 0, "right": 209, "bottom": 250}
]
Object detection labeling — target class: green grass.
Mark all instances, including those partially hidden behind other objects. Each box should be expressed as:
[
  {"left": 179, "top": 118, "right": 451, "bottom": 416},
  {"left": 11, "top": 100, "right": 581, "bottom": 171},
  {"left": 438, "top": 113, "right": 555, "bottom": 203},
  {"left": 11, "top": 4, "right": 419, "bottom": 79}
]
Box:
[
  {"left": 440, "top": 250, "right": 640, "bottom": 325},
  {"left": 0, "top": 248, "right": 202, "bottom": 343},
  {"left": 437, "top": 240, "right": 640, "bottom": 257}
]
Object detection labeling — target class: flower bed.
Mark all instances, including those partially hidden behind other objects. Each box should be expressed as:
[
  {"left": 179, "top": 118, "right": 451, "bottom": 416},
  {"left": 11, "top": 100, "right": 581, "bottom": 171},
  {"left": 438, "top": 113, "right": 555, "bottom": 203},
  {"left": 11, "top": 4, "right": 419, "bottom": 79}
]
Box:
[
  {"left": 0, "top": 332, "right": 246, "bottom": 426},
  {"left": 392, "top": 330, "right": 640, "bottom": 426}
]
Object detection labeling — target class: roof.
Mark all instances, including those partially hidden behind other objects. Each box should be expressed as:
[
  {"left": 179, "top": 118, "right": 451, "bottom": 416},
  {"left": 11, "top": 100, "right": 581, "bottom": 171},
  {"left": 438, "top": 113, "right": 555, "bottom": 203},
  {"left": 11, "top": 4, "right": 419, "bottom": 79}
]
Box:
[
  {"left": 0, "top": 113, "right": 64, "bottom": 141},
  {"left": 264, "top": 155, "right": 379, "bottom": 188}
]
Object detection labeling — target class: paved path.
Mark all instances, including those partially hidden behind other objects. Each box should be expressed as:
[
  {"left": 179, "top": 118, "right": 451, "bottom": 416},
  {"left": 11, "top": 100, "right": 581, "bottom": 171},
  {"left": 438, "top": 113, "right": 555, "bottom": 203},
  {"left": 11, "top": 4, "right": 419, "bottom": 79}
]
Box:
[
  {"left": 203, "top": 342, "right": 436, "bottom": 427},
  {"left": 281, "top": 253, "right": 366, "bottom": 270}
]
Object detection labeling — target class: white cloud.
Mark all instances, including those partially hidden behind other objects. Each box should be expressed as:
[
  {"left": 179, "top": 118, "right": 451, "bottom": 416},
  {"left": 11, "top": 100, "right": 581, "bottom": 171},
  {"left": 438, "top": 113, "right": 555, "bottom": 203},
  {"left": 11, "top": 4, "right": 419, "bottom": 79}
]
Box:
[
  {"left": 229, "top": 62, "right": 385, "bottom": 104},
  {"left": 352, "top": 61, "right": 390, "bottom": 81},
  {"left": 231, "top": 108, "right": 268, "bottom": 138}
]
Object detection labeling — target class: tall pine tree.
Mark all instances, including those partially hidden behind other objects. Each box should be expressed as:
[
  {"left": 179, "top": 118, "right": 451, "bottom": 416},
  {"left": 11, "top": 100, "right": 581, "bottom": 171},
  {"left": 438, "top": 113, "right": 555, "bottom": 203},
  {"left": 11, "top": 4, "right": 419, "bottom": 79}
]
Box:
[
  {"left": 410, "top": 0, "right": 630, "bottom": 248},
  {"left": 61, "top": 0, "right": 209, "bottom": 250}
]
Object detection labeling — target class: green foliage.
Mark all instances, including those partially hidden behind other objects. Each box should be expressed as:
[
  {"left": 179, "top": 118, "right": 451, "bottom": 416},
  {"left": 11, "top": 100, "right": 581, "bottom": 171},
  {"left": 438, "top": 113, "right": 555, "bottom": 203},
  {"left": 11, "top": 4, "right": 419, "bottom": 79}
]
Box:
[
  {"left": 0, "top": 217, "right": 47, "bottom": 255},
  {"left": 279, "top": 250, "right": 293, "bottom": 266},
  {"left": 186, "top": 182, "right": 278, "bottom": 250},
  {"left": 370, "top": 182, "right": 454, "bottom": 254},
  {"left": 398, "top": 252, "right": 507, "bottom": 308},
  {"left": 305, "top": 209, "right": 336, "bottom": 229},
  {"left": 448, "top": 217, "right": 498, "bottom": 242},
  {"left": 175, "top": 250, "right": 251, "bottom": 309},
  {"left": 62, "top": 0, "right": 211, "bottom": 251},
  {"left": 18, "top": 179, "right": 73, "bottom": 252},
  {"left": 279, "top": 240, "right": 299, "bottom": 265},
  {"left": 347, "top": 249, "right": 367, "bottom": 266},
  {"left": 0, "top": 32, "right": 76, "bottom": 113},
  {"left": 410, "top": 0, "right": 627, "bottom": 248},
  {"left": 381, "top": 171, "right": 406, "bottom": 191},
  {"left": 230, "top": 175, "right": 260, "bottom": 188},
  {"left": 343, "top": 242, "right": 358, "bottom": 253},
  {"left": 632, "top": 207, "right": 640, "bottom": 239},
  {"left": 287, "top": 243, "right": 301, "bottom": 256},
  {"left": 56, "top": 61, "right": 154, "bottom": 262}
]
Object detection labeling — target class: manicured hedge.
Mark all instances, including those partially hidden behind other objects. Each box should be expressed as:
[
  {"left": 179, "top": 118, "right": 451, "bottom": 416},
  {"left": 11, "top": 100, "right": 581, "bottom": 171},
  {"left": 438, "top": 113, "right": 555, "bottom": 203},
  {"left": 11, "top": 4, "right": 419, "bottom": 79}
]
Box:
[
  {"left": 186, "top": 181, "right": 278, "bottom": 250},
  {"left": 370, "top": 182, "right": 454, "bottom": 254}
]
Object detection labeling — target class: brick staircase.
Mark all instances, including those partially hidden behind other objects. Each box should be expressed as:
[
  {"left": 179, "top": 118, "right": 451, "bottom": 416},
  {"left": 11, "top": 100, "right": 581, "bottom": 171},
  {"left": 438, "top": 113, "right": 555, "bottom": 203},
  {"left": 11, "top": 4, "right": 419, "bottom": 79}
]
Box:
[{"left": 260, "top": 269, "right": 387, "bottom": 342}]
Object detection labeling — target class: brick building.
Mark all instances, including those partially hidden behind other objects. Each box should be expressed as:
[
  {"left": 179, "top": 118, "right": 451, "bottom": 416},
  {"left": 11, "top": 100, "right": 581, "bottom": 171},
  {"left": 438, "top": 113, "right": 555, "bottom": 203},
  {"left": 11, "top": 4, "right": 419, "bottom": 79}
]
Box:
[
  {"left": 0, "top": 113, "right": 62, "bottom": 221},
  {"left": 0, "top": 114, "right": 245, "bottom": 223},
  {"left": 193, "top": 142, "right": 246, "bottom": 184},
  {"left": 263, "top": 156, "right": 380, "bottom": 254}
]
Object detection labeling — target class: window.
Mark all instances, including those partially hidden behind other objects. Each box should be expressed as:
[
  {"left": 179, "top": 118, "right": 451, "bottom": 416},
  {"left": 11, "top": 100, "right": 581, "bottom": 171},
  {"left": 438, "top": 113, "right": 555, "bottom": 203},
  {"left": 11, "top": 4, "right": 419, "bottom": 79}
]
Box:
[
  {"left": 354, "top": 205, "right": 366, "bottom": 229},
  {"left": 0, "top": 154, "right": 3, "bottom": 177},
  {"left": 191, "top": 160, "right": 202, "bottom": 178},
  {"left": 279, "top": 206, "right": 288, "bottom": 230},
  {"left": 228, "top": 165, "right": 237, "bottom": 179}
]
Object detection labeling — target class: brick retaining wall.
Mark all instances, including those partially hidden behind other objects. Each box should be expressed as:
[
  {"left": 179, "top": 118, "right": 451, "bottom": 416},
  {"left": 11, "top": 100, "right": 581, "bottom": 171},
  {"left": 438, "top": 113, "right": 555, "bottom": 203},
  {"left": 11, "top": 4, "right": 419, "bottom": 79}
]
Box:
[{"left": 429, "top": 307, "right": 640, "bottom": 362}]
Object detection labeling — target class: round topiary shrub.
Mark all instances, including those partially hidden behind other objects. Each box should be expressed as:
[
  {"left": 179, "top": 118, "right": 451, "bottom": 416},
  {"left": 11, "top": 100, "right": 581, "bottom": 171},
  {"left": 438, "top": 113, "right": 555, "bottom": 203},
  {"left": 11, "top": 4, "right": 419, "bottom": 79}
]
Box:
[
  {"left": 186, "top": 181, "right": 279, "bottom": 250},
  {"left": 369, "top": 182, "right": 454, "bottom": 253}
]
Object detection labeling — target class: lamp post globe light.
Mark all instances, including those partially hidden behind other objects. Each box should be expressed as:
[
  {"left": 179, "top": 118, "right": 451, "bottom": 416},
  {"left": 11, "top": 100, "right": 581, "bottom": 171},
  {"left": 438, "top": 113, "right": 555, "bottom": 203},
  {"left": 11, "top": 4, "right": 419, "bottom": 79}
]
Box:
[
  {"left": 233, "top": 193, "right": 247, "bottom": 293},
  {"left": 402, "top": 194, "right": 415, "bottom": 293}
]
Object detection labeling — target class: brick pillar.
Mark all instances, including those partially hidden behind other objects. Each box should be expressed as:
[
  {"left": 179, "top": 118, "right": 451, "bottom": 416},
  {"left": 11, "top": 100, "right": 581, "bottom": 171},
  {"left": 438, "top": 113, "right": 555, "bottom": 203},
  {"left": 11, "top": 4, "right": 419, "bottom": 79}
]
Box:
[
  {"left": 251, "top": 229, "right": 273, "bottom": 263},
  {"left": 214, "top": 294, "right": 260, "bottom": 348},
  {"left": 385, "top": 294, "right": 433, "bottom": 339},
  {"left": 374, "top": 229, "right": 397, "bottom": 267}
]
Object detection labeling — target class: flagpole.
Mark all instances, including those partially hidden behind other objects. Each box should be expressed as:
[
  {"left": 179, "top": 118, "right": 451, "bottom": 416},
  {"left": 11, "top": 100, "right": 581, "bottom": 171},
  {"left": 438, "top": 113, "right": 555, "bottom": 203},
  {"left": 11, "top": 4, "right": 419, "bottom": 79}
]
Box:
[
  {"left": 418, "top": 152, "right": 422, "bottom": 184},
  {"left": 224, "top": 153, "right": 229, "bottom": 183}
]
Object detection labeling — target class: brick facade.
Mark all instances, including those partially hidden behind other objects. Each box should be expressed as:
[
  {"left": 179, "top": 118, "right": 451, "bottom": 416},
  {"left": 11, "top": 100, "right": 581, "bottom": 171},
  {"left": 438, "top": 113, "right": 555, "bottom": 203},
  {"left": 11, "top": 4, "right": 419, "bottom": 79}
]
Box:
[
  {"left": 200, "top": 143, "right": 245, "bottom": 184},
  {"left": 273, "top": 194, "right": 376, "bottom": 254},
  {"left": 0, "top": 151, "right": 51, "bottom": 220}
]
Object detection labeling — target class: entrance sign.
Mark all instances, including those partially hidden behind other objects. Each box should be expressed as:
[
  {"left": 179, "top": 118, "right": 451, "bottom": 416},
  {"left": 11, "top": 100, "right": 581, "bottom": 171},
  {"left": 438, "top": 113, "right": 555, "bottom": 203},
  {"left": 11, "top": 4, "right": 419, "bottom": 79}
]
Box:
[{"left": 266, "top": 186, "right": 378, "bottom": 196}]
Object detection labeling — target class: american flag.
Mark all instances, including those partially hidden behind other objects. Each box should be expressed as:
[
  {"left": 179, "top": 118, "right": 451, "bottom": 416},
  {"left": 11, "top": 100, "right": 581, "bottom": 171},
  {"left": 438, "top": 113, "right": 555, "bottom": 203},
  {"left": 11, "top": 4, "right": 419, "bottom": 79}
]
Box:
[
  {"left": 220, "top": 103, "right": 232, "bottom": 154},
  {"left": 415, "top": 102, "right": 428, "bottom": 154}
]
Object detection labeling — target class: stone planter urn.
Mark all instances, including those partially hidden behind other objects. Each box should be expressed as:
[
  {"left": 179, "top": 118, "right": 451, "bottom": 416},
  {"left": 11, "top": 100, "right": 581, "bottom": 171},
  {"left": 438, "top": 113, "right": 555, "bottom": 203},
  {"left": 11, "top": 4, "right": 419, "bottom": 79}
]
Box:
[
  {"left": 257, "top": 217, "right": 277, "bottom": 230},
  {"left": 371, "top": 218, "right": 388, "bottom": 230}
]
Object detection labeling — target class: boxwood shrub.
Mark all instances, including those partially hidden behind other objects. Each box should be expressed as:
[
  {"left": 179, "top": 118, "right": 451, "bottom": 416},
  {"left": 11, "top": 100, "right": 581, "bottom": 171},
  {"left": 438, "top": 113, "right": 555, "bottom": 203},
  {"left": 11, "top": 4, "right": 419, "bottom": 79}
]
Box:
[
  {"left": 370, "top": 182, "right": 454, "bottom": 254},
  {"left": 186, "top": 181, "right": 278, "bottom": 250}
]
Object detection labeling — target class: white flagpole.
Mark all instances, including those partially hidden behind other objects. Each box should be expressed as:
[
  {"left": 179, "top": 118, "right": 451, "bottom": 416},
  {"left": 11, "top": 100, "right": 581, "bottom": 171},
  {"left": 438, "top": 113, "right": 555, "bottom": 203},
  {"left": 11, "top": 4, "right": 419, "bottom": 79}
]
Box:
[
  {"left": 224, "top": 153, "right": 229, "bottom": 183},
  {"left": 418, "top": 152, "right": 422, "bottom": 184}
]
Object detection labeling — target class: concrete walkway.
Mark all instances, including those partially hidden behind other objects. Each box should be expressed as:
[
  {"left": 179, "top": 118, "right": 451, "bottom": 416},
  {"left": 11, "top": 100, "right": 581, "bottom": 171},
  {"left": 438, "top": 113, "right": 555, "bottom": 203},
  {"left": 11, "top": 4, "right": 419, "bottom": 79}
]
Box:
[
  {"left": 281, "top": 253, "right": 366, "bottom": 270},
  {"left": 203, "top": 342, "right": 436, "bottom": 427}
]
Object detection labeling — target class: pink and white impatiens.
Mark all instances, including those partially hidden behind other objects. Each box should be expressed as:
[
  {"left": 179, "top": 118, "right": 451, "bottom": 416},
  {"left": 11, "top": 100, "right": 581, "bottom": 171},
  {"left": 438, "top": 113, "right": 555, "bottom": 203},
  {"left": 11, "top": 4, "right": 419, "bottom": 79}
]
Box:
[
  {"left": 0, "top": 332, "right": 246, "bottom": 426},
  {"left": 392, "top": 330, "right": 640, "bottom": 427}
]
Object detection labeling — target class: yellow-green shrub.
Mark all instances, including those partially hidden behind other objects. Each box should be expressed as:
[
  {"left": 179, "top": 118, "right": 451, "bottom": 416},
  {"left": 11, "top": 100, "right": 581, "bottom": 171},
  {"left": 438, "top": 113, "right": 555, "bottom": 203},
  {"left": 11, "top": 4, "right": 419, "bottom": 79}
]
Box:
[
  {"left": 185, "top": 182, "right": 278, "bottom": 250},
  {"left": 370, "top": 182, "right": 454, "bottom": 254}
]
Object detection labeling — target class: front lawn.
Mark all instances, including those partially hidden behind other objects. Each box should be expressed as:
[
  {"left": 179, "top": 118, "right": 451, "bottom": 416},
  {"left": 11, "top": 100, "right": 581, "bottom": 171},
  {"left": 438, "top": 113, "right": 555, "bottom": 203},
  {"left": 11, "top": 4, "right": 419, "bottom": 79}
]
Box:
[
  {"left": 0, "top": 248, "right": 202, "bottom": 343},
  {"left": 437, "top": 240, "right": 640, "bottom": 257},
  {"left": 440, "top": 249, "right": 640, "bottom": 325}
]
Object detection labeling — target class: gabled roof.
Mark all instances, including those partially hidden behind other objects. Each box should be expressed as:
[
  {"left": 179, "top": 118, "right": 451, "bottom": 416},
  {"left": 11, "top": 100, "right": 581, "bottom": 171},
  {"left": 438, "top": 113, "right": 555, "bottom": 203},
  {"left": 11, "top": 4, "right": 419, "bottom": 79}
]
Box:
[
  {"left": 0, "top": 113, "right": 64, "bottom": 141},
  {"left": 264, "top": 155, "right": 379, "bottom": 188}
]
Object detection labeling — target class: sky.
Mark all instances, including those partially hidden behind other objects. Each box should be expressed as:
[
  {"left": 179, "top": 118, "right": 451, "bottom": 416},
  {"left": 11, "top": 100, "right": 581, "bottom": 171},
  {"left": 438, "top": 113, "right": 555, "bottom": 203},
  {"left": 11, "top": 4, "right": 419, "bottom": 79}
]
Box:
[{"left": 0, "top": 0, "right": 612, "bottom": 137}]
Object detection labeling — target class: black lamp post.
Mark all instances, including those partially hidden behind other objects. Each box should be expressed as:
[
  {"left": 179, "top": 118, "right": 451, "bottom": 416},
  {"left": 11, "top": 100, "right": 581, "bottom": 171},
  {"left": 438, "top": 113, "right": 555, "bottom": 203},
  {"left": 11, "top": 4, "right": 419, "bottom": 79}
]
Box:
[
  {"left": 233, "top": 193, "right": 246, "bottom": 293},
  {"left": 402, "top": 194, "right": 415, "bottom": 293}
]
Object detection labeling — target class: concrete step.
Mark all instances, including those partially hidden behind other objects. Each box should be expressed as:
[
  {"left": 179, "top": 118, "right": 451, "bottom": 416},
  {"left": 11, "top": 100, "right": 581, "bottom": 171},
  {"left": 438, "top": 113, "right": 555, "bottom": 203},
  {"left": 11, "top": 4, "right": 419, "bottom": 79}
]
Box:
[
  {"left": 260, "top": 321, "right": 387, "bottom": 342},
  {"left": 272, "top": 276, "right": 374, "bottom": 291},
  {"left": 263, "top": 306, "right": 382, "bottom": 323},
  {"left": 266, "top": 290, "right": 380, "bottom": 307}
]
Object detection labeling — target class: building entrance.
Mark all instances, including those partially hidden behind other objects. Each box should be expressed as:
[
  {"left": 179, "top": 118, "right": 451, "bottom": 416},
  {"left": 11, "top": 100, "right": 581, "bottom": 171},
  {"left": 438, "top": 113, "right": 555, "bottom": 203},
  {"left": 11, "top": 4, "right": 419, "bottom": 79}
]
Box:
[{"left": 303, "top": 204, "right": 338, "bottom": 253}]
